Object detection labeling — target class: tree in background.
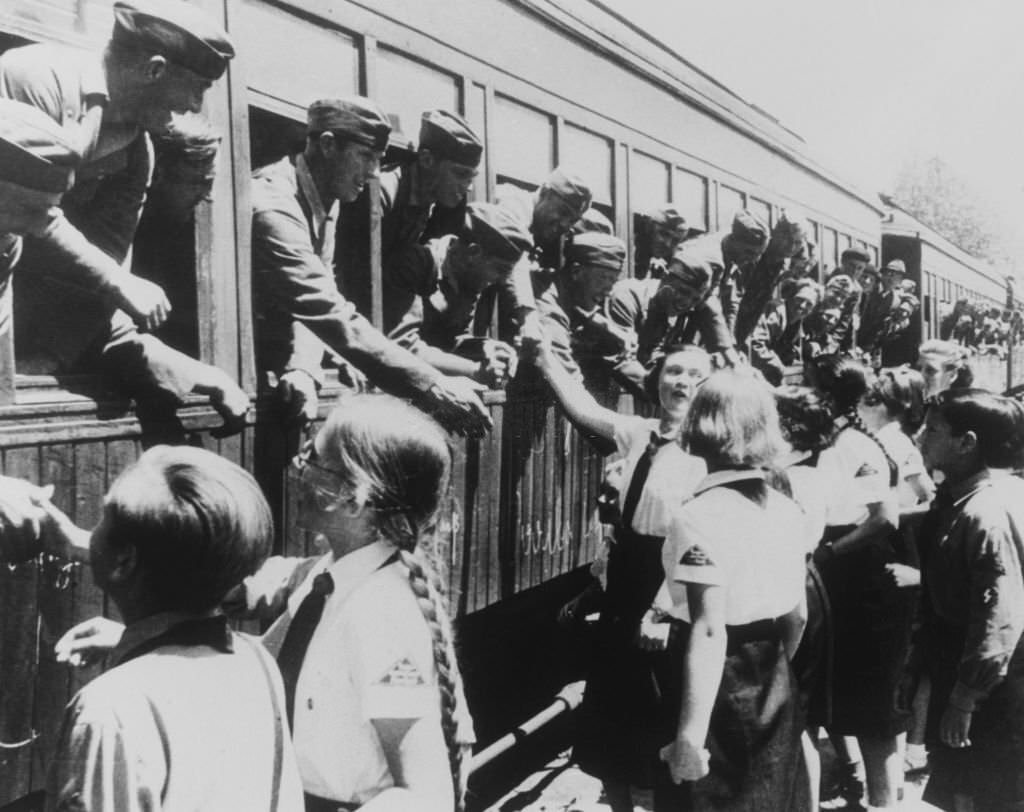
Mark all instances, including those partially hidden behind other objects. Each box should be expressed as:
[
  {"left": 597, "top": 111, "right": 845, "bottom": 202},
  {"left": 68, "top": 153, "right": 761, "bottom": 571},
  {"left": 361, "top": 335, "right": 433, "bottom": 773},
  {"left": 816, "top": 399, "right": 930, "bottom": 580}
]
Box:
[{"left": 891, "top": 156, "right": 1007, "bottom": 264}]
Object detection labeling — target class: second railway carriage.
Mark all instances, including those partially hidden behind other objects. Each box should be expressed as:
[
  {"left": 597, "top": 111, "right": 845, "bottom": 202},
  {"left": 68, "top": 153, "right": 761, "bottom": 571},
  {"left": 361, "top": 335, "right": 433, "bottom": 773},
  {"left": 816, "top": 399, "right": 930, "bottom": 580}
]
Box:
[
  {"left": 0, "top": 0, "right": 883, "bottom": 804},
  {"left": 881, "top": 198, "right": 1016, "bottom": 386}
]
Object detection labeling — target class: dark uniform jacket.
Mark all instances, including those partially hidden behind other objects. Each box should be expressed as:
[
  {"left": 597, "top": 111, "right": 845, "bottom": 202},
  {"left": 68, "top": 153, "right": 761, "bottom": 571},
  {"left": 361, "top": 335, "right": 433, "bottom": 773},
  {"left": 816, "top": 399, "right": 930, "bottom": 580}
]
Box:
[
  {"left": 606, "top": 276, "right": 732, "bottom": 367},
  {"left": 384, "top": 235, "right": 484, "bottom": 355},
  {"left": 749, "top": 299, "right": 804, "bottom": 386},
  {"left": 334, "top": 163, "right": 465, "bottom": 318},
  {"left": 0, "top": 43, "right": 207, "bottom": 401},
  {"left": 921, "top": 471, "right": 1024, "bottom": 712},
  {"left": 251, "top": 155, "right": 439, "bottom": 398}
]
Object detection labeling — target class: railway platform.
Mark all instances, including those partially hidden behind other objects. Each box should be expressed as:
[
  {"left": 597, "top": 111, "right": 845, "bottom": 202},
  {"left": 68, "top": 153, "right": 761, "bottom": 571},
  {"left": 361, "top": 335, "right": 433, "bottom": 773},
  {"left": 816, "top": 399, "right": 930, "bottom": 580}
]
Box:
[{"left": 487, "top": 742, "right": 940, "bottom": 811}]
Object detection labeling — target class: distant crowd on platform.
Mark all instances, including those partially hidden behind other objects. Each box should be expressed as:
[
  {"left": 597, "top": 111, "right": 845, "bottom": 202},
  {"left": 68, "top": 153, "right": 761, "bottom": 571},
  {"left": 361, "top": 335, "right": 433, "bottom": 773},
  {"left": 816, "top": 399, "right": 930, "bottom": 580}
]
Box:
[{"left": 0, "top": 1, "right": 1023, "bottom": 812}]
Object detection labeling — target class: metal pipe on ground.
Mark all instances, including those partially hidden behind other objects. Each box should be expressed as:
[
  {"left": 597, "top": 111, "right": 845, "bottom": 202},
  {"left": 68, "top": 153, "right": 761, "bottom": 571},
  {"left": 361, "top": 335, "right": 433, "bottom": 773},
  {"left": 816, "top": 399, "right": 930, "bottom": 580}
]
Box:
[{"left": 468, "top": 681, "right": 586, "bottom": 775}]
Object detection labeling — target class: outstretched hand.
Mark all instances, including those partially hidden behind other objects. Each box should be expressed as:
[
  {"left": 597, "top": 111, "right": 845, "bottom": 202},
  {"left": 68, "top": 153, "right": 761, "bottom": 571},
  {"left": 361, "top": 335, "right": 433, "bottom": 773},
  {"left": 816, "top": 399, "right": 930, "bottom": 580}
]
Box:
[
  {"left": 426, "top": 376, "right": 492, "bottom": 438},
  {"left": 55, "top": 616, "right": 125, "bottom": 668}
]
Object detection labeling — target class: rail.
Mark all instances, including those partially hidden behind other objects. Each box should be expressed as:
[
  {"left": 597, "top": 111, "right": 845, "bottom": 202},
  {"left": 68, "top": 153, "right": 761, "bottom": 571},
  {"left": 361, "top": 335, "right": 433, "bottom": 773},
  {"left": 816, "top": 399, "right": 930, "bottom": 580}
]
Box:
[{"left": 468, "top": 680, "right": 586, "bottom": 775}]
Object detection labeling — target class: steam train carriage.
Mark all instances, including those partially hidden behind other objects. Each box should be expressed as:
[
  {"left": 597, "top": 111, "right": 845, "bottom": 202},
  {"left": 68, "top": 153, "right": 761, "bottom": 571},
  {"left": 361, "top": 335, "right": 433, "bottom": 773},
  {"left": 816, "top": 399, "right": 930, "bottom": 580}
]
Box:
[{"left": 0, "top": 0, "right": 884, "bottom": 803}]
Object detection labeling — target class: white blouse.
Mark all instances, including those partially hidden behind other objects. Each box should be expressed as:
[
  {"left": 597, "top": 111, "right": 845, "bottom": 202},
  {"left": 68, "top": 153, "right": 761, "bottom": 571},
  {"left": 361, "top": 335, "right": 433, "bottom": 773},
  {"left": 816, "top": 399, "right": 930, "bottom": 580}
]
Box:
[
  {"left": 612, "top": 415, "right": 706, "bottom": 537},
  {"left": 660, "top": 470, "right": 808, "bottom": 625},
  {"left": 823, "top": 426, "right": 894, "bottom": 527}
]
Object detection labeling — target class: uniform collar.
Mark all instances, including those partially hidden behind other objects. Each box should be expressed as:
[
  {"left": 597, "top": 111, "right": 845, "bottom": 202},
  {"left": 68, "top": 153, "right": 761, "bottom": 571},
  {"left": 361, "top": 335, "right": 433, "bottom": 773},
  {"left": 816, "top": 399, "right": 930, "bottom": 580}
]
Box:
[
  {"left": 110, "top": 609, "right": 226, "bottom": 667},
  {"left": 321, "top": 538, "right": 401, "bottom": 604},
  {"left": 81, "top": 50, "right": 110, "bottom": 102},
  {"left": 295, "top": 153, "right": 338, "bottom": 236},
  {"left": 692, "top": 467, "right": 766, "bottom": 497},
  {"left": 949, "top": 468, "right": 1010, "bottom": 507}
]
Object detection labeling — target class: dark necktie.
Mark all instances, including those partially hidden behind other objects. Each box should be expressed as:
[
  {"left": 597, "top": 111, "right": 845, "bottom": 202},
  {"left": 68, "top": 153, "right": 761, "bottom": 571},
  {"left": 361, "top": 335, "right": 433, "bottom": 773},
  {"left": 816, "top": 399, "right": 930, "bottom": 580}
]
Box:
[
  {"left": 620, "top": 432, "right": 673, "bottom": 531},
  {"left": 277, "top": 572, "right": 334, "bottom": 726}
]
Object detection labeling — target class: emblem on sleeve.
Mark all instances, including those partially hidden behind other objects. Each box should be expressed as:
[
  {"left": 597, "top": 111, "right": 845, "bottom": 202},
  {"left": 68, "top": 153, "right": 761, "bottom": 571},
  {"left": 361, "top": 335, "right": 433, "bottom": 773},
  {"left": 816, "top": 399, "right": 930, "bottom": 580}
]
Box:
[
  {"left": 377, "top": 657, "right": 427, "bottom": 687},
  {"left": 855, "top": 463, "right": 878, "bottom": 478},
  {"left": 680, "top": 544, "right": 714, "bottom": 567}
]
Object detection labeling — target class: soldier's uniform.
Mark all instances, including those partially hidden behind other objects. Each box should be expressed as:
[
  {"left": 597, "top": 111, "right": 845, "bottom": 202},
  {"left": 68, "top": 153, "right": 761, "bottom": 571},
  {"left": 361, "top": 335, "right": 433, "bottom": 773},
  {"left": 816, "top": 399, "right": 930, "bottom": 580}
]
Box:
[
  {"left": 335, "top": 109, "right": 482, "bottom": 315},
  {"left": 384, "top": 202, "right": 531, "bottom": 357},
  {"left": 0, "top": 0, "right": 238, "bottom": 403}
]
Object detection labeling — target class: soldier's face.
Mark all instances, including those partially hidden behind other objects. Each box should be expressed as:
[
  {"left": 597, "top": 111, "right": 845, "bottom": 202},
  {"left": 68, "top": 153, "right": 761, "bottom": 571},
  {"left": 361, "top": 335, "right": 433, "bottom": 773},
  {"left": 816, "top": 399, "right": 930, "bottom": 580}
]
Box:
[
  {"left": 787, "top": 290, "right": 817, "bottom": 322},
  {"left": 332, "top": 143, "right": 382, "bottom": 203},
  {"left": 573, "top": 265, "right": 619, "bottom": 310},
  {"left": 138, "top": 61, "right": 212, "bottom": 134},
  {"left": 0, "top": 181, "right": 64, "bottom": 235},
  {"left": 656, "top": 269, "right": 707, "bottom": 316},
  {"left": 841, "top": 258, "right": 867, "bottom": 279},
  {"left": 532, "top": 192, "right": 580, "bottom": 242},
  {"left": 433, "top": 159, "right": 478, "bottom": 208},
  {"left": 651, "top": 225, "right": 684, "bottom": 260}
]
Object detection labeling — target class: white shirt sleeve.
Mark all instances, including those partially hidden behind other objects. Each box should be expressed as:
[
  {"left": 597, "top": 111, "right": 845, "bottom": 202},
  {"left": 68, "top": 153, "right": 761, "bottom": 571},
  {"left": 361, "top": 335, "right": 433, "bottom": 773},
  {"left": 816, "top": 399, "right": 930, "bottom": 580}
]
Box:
[{"left": 343, "top": 579, "right": 441, "bottom": 723}]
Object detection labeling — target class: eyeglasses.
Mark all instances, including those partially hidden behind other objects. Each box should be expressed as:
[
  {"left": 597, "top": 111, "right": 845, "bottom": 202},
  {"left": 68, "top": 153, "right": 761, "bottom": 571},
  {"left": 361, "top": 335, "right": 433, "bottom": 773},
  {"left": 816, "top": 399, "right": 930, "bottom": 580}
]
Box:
[{"left": 291, "top": 439, "right": 347, "bottom": 511}]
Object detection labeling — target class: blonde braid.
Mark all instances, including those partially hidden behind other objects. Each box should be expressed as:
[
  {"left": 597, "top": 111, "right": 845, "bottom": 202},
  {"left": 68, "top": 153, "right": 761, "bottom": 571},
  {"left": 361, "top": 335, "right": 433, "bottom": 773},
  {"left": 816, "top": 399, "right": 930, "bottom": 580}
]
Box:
[{"left": 398, "top": 547, "right": 468, "bottom": 811}]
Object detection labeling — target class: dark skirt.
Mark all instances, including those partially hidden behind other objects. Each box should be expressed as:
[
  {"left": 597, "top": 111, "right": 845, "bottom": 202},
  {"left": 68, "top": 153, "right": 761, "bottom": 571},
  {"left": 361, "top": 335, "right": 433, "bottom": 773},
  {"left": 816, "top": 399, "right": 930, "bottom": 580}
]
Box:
[
  {"left": 652, "top": 618, "right": 811, "bottom": 812},
  {"left": 815, "top": 523, "right": 917, "bottom": 737},
  {"left": 574, "top": 528, "right": 666, "bottom": 786},
  {"left": 922, "top": 617, "right": 1024, "bottom": 812}
]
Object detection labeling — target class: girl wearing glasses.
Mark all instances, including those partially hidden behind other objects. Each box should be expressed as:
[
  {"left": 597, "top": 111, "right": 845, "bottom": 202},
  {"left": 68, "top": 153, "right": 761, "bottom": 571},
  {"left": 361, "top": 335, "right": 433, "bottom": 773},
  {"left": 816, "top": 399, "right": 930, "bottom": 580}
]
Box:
[
  {"left": 528, "top": 335, "right": 709, "bottom": 812},
  {"left": 237, "top": 394, "right": 473, "bottom": 811}
]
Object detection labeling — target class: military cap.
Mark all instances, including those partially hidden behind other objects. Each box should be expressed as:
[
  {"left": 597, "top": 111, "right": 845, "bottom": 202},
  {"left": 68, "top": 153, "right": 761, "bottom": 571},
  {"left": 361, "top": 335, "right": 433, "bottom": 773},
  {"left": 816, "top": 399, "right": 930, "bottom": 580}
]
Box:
[
  {"left": 730, "top": 210, "right": 769, "bottom": 248},
  {"left": 382, "top": 114, "right": 416, "bottom": 170},
  {"left": 667, "top": 246, "right": 713, "bottom": 289},
  {"left": 883, "top": 259, "right": 907, "bottom": 276},
  {"left": 648, "top": 204, "right": 687, "bottom": 233},
  {"left": 419, "top": 110, "right": 482, "bottom": 167},
  {"left": 542, "top": 167, "right": 592, "bottom": 217},
  {"left": 572, "top": 207, "right": 614, "bottom": 236},
  {"left": 0, "top": 100, "right": 79, "bottom": 193},
  {"left": 565, "top": 231, "right": 626, "bottom": 271},
  {"left": 112, "top": 0, "right": 235, "bottom": 81},
  {"left": 825, "top": 273, "right": 855, "bottom": 293},
  {"left": 465, "top": 202, "right": 532, "bottom": 263},
  {"left": 840, "top": 246, "right": 870, "bottom": 263},
  {"left": 307, "top": 97, "right": 391, "bottom": 151}
]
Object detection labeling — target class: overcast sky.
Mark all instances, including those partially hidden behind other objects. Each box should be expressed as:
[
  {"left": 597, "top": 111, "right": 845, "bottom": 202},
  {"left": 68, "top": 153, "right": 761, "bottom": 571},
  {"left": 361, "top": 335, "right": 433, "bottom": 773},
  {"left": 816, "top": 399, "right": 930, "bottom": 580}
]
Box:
[{"left": 602, "top": 0, "right": 1024, "bottom": 265}]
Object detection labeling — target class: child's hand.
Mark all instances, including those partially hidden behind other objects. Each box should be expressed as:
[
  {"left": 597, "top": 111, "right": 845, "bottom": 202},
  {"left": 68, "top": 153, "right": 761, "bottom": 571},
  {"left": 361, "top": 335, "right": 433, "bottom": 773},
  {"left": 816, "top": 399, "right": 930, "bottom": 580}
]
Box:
[
  {"left": 885, "top": 563, "right": 921, "bottom": 588},
  {"left": 55, "top": 617, "right": 125, "bottom": 667}
]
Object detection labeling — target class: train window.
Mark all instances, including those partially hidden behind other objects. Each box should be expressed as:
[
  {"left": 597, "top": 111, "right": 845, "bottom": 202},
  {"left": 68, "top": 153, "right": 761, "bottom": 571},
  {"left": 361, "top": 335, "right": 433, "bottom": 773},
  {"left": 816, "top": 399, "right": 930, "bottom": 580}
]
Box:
[
  {"left": 630, "top": 151, "right": 670, "bottom": 214},
  {"left": 821, "top": 227, "right": 838, "bottom": 274},
  {"left": 718, "top": 185, "right": 746, "bottom": 226},
  {"left": 236, "top": 0, "right": 359, "bottom": 118},
  {"left": 839, "top": 233, "right": 853, "bottom": 254},
  {"left": 749, "top": 197, "right": 772, "bottom": 230},
  {"left": 869, "top": 245, "right": 879, "bottom": 265},
  {"left": 673, "top": 168, "right": 708, "bottom": 232},
  {"left": 376, "top": 48, "right": 461, "bottom": 142},
  {"left": 3, "top": 0, "right": 112, "bottom": 44},
  {"left": 560, "top": 123, "right": 613, "bottom": 207},
  {"left": 493, "top": 95, "right": 553, "bottom": 187}
]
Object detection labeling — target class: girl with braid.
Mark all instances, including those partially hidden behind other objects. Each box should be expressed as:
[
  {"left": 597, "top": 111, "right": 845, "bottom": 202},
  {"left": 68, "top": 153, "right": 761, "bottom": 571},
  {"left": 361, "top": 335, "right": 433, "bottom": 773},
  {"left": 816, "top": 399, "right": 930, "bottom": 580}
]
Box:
[
  {"left": 807, "top": 355, "right": 904, "bottom": 812},
  {"left": 236, "top": 393, "right": 473, "bottom": 811}
]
